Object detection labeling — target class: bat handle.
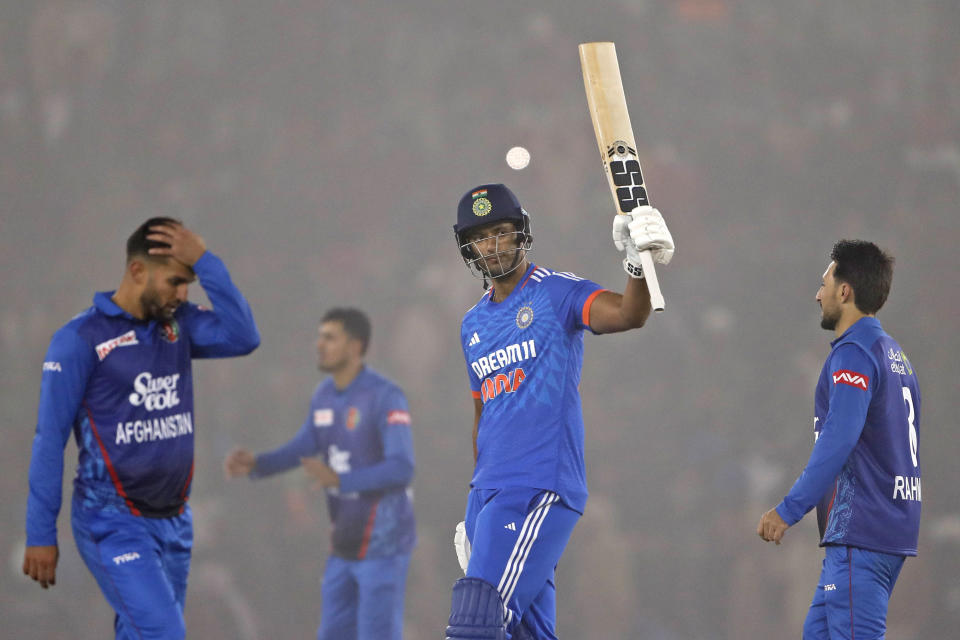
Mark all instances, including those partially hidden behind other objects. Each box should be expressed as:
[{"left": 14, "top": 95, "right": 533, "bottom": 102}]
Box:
[{"left": 638, "top": 250, "right": 665, "bottom": 312}]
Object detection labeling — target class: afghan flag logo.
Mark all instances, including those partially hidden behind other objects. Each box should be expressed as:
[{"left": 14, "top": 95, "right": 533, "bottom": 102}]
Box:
[
  {"left": 160, "top": 319, "right": 180, "bottom": 343},
  {"left": 346, "top": 407, "right": 360, "bottom": 430}
]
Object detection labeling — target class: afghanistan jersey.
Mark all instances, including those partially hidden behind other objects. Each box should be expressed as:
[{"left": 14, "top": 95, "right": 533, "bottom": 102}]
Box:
[
  {"left": 26, "top": 252, "right": 260, "bottom": 546},
  {"left": 777, "top": 317, "right": 921, "bottom": 556},
  {"left": 251, "top": 367, "right": 416, "bottom": 560},
  {"left": 461, "top": 263, "right": 605, "bottom": 513}
]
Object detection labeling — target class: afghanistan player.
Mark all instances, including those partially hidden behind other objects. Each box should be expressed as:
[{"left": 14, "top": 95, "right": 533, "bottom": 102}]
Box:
[
  {"left": 445, "top": 184, "right": 674, "bottom": 640},
  {"left": 757, "top": 240, "right": 921, "bottom": 639},
  {"left": 224, "top": 308, "right": 416, "bottom": 640},
  {"left": 23, "top": 218, "right": 260, "bottom": 639}
]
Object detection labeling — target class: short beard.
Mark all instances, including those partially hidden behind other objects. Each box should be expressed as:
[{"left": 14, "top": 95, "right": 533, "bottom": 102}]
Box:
[
  {"left": 140, "top": 289, "right": 174, "bottom": 321},
  {"left": 479, "top": 248, "right": 524, "bottom": 279},
  {"left": 820, "top": 310, "right": 838, "bottom": 331}
]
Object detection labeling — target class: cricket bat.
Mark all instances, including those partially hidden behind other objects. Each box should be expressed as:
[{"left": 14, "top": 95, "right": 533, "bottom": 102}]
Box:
[{"left": 579, "top": 41, "right": 665, "bottom": 312}]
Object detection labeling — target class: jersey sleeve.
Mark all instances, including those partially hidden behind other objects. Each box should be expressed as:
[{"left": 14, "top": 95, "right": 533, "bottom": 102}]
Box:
[
  {"left": 26, "top": 326, "right": 96, "bottom": 546},
  {"left": 544, "top": 272, "right": 605, "bottom": 333},
  {"left": 180, "top": 251, "right": 261, "bottom": 359},
  {"left": 251, "top": 401, "right": 323, "bottom": 478},
  {"left": 462, "top": 328, "right": 482, "bottom": 400},
  {"left": 338, "top": 386, "right": 415, "bottom": 494},
  {"left": 776, "top": 344, "right": 877, "bottom": 525}
]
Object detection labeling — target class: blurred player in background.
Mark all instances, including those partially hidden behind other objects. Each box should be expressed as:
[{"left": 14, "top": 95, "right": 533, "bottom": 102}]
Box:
[
  {"left": 757, "top": 240, "right": 921, "bottom": 639},
  {"left": 224, "top": 308, "right": 415, "bottom": 640},
  {"left": 445, "top": 183, "right": 674, "bottom": 640},
  {"left": 23, "top": 218, "right": 260, "bottom": 639}
]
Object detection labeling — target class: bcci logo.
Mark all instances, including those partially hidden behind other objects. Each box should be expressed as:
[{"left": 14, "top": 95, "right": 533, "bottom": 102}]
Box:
[
  {"left": 473, "top": 197, "right": 492, "bottom": 217},
  {"left": 515, "top": 305, "right": 534, "bottom": 329},
  {"left": 160, "top": 320, "right": 180, "bottom": 343},
  {"left": 471, "top": 189, "right": 491, "bottom": 216}
]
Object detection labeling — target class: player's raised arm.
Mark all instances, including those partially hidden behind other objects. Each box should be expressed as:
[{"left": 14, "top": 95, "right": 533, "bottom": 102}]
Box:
[
  {"left": 148, "top": 221, "right": 260, "bottom": 358},
  {"left": 591, "top": 206, "right": 674, "bottom": 334}
]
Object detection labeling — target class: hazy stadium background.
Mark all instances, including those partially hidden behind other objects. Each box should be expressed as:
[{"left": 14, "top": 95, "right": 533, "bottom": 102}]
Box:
[{"left": 2, "top": 1, "right": 958, "bottom": 637}]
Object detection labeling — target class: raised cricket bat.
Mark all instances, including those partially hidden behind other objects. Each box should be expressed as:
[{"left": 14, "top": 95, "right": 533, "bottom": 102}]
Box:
[{"left": 579, "top": 41, "right": 665, "bottom": 312}]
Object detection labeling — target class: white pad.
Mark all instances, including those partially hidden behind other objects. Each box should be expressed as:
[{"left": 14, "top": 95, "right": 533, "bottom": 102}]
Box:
[{"left": 454, "top": 521, "right": 472, "bottom": 574}]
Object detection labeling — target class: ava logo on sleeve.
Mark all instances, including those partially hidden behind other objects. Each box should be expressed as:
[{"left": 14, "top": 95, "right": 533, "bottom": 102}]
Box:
[
  {"left": 832, "top": 369, "right": 869, "bottom": 391},
  {"left": 387, "top": 410, "right": 411, "bottom": 425}
]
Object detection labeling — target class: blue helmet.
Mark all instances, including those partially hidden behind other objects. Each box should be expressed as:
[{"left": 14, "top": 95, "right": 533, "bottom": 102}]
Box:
[{"left": 453, "top": 184, "right": 533, "bottom": 269}]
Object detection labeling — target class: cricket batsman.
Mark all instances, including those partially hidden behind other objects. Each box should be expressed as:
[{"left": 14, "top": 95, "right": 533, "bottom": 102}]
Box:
[{"left": 444, "top": 184, "right": 674, "bottom": 639}]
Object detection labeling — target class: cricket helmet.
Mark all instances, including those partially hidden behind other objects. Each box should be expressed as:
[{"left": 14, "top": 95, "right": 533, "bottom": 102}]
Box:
[{"left": 453, "top": 184, "right": 533, "bottom": 279}]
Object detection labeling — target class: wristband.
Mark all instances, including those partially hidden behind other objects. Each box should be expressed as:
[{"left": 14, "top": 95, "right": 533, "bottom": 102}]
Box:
[{"left": 623, "top": 258, "right": 645, "bottom": 279}]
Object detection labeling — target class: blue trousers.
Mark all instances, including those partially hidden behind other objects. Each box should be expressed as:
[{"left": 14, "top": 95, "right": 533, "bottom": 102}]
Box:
[
  {"left": 72, "top": 500, "right": 193, "bottom": 640},
  {"left": 318, "top": 552, "right": 411, "bottom": 640},
  {"left": 463, "top": 487, "right": 581, "bottom": 640},
  {"left": 803, "top": 545, "right": 905, "bottom": 640}
]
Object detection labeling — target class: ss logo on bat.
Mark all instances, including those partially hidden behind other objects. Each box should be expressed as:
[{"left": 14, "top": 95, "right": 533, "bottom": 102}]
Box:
[{"left": 606, "top": 141, "right": 648, "bottom": 212}]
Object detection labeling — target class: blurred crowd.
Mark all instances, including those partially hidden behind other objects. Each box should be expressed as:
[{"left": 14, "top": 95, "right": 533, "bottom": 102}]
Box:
[{"left": 2, "top": 1, "right": 958, "bottom": 638}]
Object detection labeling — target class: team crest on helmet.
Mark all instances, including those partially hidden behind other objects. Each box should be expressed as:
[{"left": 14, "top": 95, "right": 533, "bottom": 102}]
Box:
[
  {"left": 472, "top": 197, "right": 492, "bottom": 217},
  {"left": 515, "top": 305, "right": 534, "bottom": 329},
  {"left": 346, "top": 407, "right": 360, "bottom": 430},
  {"left": 160, "top": 320, "right": 180, "bottom": 343}
]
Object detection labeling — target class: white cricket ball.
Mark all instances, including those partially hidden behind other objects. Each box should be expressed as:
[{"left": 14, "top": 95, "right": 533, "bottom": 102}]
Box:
[{"left": 506, "top": 146, "right": 530, "bottom": 170}]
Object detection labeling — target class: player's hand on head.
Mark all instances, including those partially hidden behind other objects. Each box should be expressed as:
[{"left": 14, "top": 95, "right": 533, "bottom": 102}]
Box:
[
  {"left": 147, "top": 222, "right": 207, "bottom": 266},
  {"left": 22, "top": 545, "right": 59, "bottom": 589},
  {"left": 223, "top": 447, "right": 256, "bottom": 478},
  {"left": 626, "top": 206, "right": 674, "bottom": 265}
]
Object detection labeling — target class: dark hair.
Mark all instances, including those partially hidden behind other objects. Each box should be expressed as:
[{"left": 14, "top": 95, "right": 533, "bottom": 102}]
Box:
[
  {"left": 322, "top": 308, "right": 372, "bottom": 354},
  {"left": 830, "top": 240, "right": 895, "bottom": 314},
  {"left": 126, "top": 217, "right": 183, "bottom": 261}
]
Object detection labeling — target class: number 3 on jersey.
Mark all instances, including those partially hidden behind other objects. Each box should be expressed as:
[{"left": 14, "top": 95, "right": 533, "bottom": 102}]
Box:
[{"left": 902, "top": 387, "right": 918, "bottom": 467}]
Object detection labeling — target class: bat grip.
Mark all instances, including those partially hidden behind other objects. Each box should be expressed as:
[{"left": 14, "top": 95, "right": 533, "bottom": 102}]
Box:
[{"left": 638, "top": 251, "right": 665, "bottom": 312}]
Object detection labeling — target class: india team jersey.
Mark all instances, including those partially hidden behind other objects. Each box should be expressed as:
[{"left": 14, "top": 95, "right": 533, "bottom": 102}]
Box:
[
  {"left": 777, "top": 317, "right": 921, "bottom": 556},
  {"left": 461, "top": 263, "right": 604, "bottom": 513},
  {"left": 26, "top": 252, "right": 260, "bottom": 546},
  {"left": 251, "top": 367, "right": 416, "bottom": 560}
]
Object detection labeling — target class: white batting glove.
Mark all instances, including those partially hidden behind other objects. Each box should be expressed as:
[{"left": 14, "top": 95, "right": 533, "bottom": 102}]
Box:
[
  {"left": 628, "top": 206, "right": 674, "bottom": 265},
  {"left": 612, "top": 206, "right": 675, "bottom": 276},
  {"left": 612, "top": 213, "right": 645, "bottom": 278},
  {"left": 454, "top": 521, "right": 471, "bottom": 574}
]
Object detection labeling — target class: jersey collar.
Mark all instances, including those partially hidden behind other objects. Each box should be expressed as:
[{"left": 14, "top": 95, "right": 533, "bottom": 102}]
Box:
[
  {"left": 830, "top": 316, "right": 881, "bottom": 347},
  {"left": 93, "top": 291, "right": 137, "bottom": 319},
  {"left": 486, "top": 263, "right": 537, "bottom": 305}
]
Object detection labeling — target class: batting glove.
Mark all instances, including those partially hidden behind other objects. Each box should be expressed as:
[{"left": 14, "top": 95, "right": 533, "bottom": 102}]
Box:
[
  {"left": 627, "top": 206, "right": 674, "bottom": 265},
  {"left": 613, "top": 207, "right": 673, "bottom": 278}
]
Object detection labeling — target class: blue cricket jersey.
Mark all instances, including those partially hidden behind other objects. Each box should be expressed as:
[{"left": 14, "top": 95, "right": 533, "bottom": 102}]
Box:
[
  {"left": 26, "top": 252, "right": 260, "bottom": 546},
  {"left": 251, "top": 367, "right": 416, "bottom": 560},
  {"left": 461, "top": 264, "right": 605, "bottom": 513},
  {"left": 777, "top": 317, "right": 921, "bottom": 556}
]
